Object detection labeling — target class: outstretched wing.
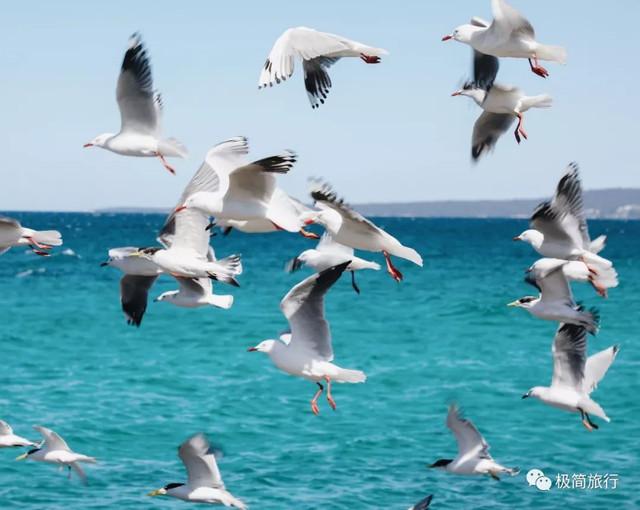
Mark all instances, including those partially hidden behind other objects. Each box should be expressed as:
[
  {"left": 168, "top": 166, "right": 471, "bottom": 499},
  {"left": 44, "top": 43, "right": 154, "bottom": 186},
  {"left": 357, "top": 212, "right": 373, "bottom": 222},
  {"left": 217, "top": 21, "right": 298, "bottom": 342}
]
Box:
[
  {"left": 0, "top": 420, "right": 13, "bottom": 435},
  {"left": 583, "top": 345, "right": 619, "bottom": 394},
  {"left": 446, "top": 404, "right": 491, "bottom": 459},
  {"left": 179, "top": 433, "right": 224, "bottom": 489},
  {"left": 33, "top": 426, "right": 70, "bottom": 452},
  {"left": 120, "top": 274, "right": 158, "bottom": 327},
  {"left": 471, "top": 111, "right": 514, "bottom": 161},
  {"left": 551, "top": 323, "right": 587, "bottom": 390}
]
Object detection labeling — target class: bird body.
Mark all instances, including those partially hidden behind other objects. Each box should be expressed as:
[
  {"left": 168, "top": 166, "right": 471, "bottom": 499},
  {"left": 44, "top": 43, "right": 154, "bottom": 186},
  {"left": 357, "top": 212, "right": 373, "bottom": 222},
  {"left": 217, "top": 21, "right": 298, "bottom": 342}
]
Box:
[
  {"left": 0, "top": 216, "right": 62, "bottom": 256},
  {"left": 0, "top": 420, "right": 36, "bottom": 448}
]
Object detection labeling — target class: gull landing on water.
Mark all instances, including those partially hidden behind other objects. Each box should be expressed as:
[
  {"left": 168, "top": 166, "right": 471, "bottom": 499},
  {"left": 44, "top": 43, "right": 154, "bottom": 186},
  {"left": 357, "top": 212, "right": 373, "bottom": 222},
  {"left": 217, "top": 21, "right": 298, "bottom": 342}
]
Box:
[
  {"left": 83, "top": 33, "right": 187, "bottom": 174},
  {"left": 248, "top": 262, "right": 366, "bottom": 416},
  {"left": 522, "top": 323, "right": 619, "bottom": 431},
  {"left": 0, "top": 216, "right": 62, "bottom": 256},
  {"left": 442, "top": 0, "right": 566, "bottom": 78},
  {"left": 429, "top": 405, "right": 519, "bottom": 480},
  {"left": 148, "top": 433, "right": 246, "bottom": 508},
  {"left": 258, "top": 27, "right": 388, "bottom": 108}
]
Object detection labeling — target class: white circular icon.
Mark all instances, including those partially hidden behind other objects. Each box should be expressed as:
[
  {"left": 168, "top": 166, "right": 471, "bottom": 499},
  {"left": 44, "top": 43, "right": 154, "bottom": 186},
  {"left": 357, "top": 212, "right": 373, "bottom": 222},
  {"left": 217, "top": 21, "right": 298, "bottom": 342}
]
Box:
[
  {"left": 526, "top": 468, "right": 544, "bottom": 486},
  {"left": 535, "top": 476, "right": 552, "bottom": 491}
]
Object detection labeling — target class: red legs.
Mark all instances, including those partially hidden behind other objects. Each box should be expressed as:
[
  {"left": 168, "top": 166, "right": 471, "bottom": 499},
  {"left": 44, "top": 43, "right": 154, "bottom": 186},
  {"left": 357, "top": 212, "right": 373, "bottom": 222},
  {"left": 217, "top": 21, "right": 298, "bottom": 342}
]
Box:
[
  {"left": 589, "top": 277, "right": 608, "bottom": 298},
  {"left": 24, "top": 237, "right": 51, "bottom": 256},
  {"left": 324, "top": 376, "right": 337, "bottom": 411},
  {"left": 528, "top": 56, "right": 549, "bottom": 78},
  {"left": 514, "top": 113, "right": 528, "bottom": 144},
  {"left": 360, "top": 53, "right": 381, "bottom": 64},
  {"left": 26, "top": 237, "right": 51, "bottom": 250},
  {"left": 311, "top": 382, "right": 324, "bottom": 416},
  {"left": 299, "top": 228, "right": 320, "bottom": 240},
  {"left": 156, "top": 153, "right": 176, "bottom": 175},
  {"left": 270, "top": 221, "right": 285, "bottom": 231},
  {"left": 579, "top": 409, "right": 598, "bottom": 431},
  {"left": 383, "top": 251, "right": 403, "bottom": 282}
]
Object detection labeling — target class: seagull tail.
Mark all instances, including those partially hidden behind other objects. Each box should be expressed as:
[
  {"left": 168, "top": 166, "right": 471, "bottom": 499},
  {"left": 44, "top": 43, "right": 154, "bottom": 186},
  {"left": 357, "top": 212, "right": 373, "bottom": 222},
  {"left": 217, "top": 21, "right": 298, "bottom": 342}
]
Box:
[
  {"left": 534, "top": 43, "right": 567, "bottom": 64},
  {"left": 527, "top": 94, "right": 553, "bottom": 109},
  {"left": 504, "top": 466, "right": 520, "bottom": 476},
  {"left": 215, "top": 254, "right": 243, "bottom": 276},
  {"left": 76, "top": 455, "right": 97, "bottom": 464},
  {"left": 581, "top": 250, "right": 614, "bottom": 270},
  {"left": 31, "top": 230, "right": 63, "bottom": 247},
  {"left": 158, "top": 137, "right": 188, "bottom": 159},
  {"left": 336, "top": 368, "right": 367, "bottom": 383},
  {"left": 389, "top": 245, "right": 423, "bottom": 267},
  {"left": 208, "top": 294, "right": 234, "bottom": 310},
  {"left": 589, "top": 235, "right": 607, "bottom": 254}
]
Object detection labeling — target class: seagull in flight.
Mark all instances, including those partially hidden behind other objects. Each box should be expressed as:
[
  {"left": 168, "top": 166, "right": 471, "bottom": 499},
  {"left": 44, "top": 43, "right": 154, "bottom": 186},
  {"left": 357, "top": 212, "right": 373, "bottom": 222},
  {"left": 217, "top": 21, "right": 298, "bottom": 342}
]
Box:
[
  {"left": 83, "top": 33, "right": 187, "bottom": 174},
  {"left": 522, "top": 323, "right": 619, "bottom": 431},
  {"left": 442, "top": 0, "right": 566, "bottom": 78},
  {"left": 248, "top": 262, "right": 366, "bottom": 415},
  {"left": 258, "top": 27, "right": 388, "bottom": 108},
  {"left": 0, "top": 420, "right": 37, "bottom": 448},
  {"left": 148, "top": 432, "right": 246, "bottom": 508},
  {"left": 16, "top": 426, "right": 96, "bottom": 484},
  {"left": 0, "top": 216, "right": 62, "bottom": 256},
  {"left": 429, "top": 404, "right": 519, "bottom": 480},
  {"left": 527, "top": 258, "right": 618, "bottom": 299}
]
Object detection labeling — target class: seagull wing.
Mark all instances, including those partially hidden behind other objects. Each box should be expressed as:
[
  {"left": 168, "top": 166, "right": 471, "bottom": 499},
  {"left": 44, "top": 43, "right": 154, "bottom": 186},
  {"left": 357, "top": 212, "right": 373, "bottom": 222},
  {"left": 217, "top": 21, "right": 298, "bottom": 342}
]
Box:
[
  {"left": 551, "top": 323, "right": 586, "bottom": 390},
  {"left": 120, "top": 274, "right": 158, "bottom": 327},
  {"left": 582, "top": 345, "right": 619, "bottom": 394},
  {"left": 175, "top": 277, "right": 210, "bottom": 298},
  {"left": 70, "top": 462, "right": 88, "bottom": 484},
  {"left": 316, "top": 232, "right": 354, "bottom": 258},
  {"left": 446, "top": 404, "right": 491, "bottom": 460},
  {"left": 33, "top": 426, "right": 70, "bottom": 452},
  {"left": 0, "top": 216, "right": 22, "bottom": 247},
  {"left": 471, "top": 111, "right": 515, "bottom": 161},
  {"left": 116, "top": 33, "right": 160, "bottom": 136},
  {"left": 179, "top": 433, "right": 224, "bottom": 489},
  {"left": 281, "top": 262, "right": 350, "bottom": 361},
  {"left": 469, "top": 18, "right": 499, "bottom": 91},
  {"left": 526, "top": 259, "right": 573, "bottom": 303},
  {"left": 0, "top": 420, "right": 13, "bottom": 435},
  {"left": 303, "top": 56, "right": 340, "bottom": 108},
  {"left": 409, "top": 494, "right": 433, "bottom": 510},
  {"left": 484, "top": 0, "right": 535, "bottom": 46}
]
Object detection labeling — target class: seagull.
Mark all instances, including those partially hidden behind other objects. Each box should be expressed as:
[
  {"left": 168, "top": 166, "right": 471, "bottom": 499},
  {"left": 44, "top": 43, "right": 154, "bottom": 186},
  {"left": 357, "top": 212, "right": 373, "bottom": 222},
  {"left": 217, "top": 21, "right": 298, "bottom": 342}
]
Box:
[
  {"left": 513, "top": 163, "right": 615, "bottom": 273},
  {"left": 148, "top": 432, "right": 246, "bottom": 508},
  {"left": 429, "top": 404, "right": 519, "bottom": 480},
  {"left": 16, "top": 426, "right": 96, "bottom": 484},
  {"left": 451, "top": 42, "right": 552, "bottom": 158},
  {"left": 508, "top": 258, "right": 600, "bottom": 334},
  {"left": 301, "top": 180, "right": 423, "bottom": 282},
  {"left": 154, "top": 275, "right": 234, "bottom": 310},
  {"left": 248, "top": 262, "right": 366, "bottom": 415},
  {"left": 408, "top": 494, "right": 433, "bottom": 510},
  {"left": 83, "top": 33, "right": 187, "bottom": 174},
  {"left": 442, "top": 0, "right": 566, "bottom": 78},
  {"left": 286, "top": 232, "right": 381, "bottom": 293},
  {"left": 0, "top": 216, "right": 62, "bottom": 256},
  {"left": 176, "top": 137, "right": 316, "bottom": 241},
  {"left": 527, "top": 258, "right": 618, "bottom": 299},
  {"left": 0, "top": 420, "right": 37, "bottom": 448},
  {"left": 258, "top": 26, "right": 388, "bottom": 108},
  {"left": 522, "top": 323, "right": 619, "bottom": 431}
]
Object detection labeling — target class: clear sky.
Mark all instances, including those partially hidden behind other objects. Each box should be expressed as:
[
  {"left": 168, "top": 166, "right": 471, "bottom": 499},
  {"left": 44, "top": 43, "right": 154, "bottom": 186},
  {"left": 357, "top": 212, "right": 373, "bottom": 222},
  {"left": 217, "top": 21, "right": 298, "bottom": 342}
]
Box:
[{"left": 2, "top": 0, "right": 639, "bottom": 211}]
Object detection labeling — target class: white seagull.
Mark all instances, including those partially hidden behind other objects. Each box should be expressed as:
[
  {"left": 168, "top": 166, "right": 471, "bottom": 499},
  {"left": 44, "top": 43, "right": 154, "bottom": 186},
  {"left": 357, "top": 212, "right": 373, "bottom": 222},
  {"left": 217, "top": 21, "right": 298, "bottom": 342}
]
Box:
[
  {"left": 286, "top": 232, "right": 381, "bottom": 293},
  {"left": 451, "top": 44, "right": 551, "bottom": 158},
  {"left": 16, "top": 426, "right": 96, "bottom": 484},
  {"left": 442, "top": 0, "right": 566, "bottom": 78},
  {"left": 248, "top": 262, "right": 366, "bottom": 415},
  {"left": 301, "top": 180, "right": 423, "bottom": 282},
  {"left": 514, "top": 163, "right": 615, "bottom": 273},
  {"left": 522, "top": 323, "right": 619, "bottom": 431},
  {"left": 83, "top": 33, "right": 187, "bottom": 174},
  {"left": 258, "top": 26, "right": 388, "bottom": 108},
  {"left": 0, "top": 420, "right": 37, "bottom": 448},
  {"left": 527, "top": 258, "right": 618, "bottom": 299},
  {"left": 0, "top": 216, "right": 62, "bottom": 256},
  {"left": 508, "top": 258, "right": 600, "bottom": 334},
  {"left": 429, "top": 404, "right": 519, "bottom": 480},
  {"left": 148, "top": 432, "right": 246, "bottom": 508}
]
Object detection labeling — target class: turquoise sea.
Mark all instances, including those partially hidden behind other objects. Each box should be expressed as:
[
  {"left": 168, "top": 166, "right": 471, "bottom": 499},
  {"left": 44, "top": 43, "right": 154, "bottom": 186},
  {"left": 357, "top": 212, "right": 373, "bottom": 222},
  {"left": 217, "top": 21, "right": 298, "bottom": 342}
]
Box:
[{"left": 0, "top": 213, "right": 637, "bottom": 509}]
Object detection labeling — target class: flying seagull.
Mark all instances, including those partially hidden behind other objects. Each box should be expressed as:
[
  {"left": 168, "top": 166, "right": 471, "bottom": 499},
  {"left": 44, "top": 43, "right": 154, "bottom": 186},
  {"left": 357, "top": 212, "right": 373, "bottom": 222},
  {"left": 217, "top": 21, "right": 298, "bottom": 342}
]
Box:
[
  {"left": 522, "top": 323, "right": 619, "bottom": 431},
  {"left": 0, "top": 420, "right": 37, "bottom": 448},
  {"left": 148, "top": 432, "right": 246, "bottom": 508},
  {"left": 258, "top": 27, "right": 388, "bottom": 108},
  {"left": 442, "top": 0, "right": 566, "bottom": 78},
  {"left": 83, "top": 33, "right": 187, "bottom": 174},
  {"left": 527, "top": 258, "right": 618, "bottom": 299},
  {"left": 248, "top": 262, "right": 366, "bottom": 415},
  {"left": 16, "top": 426, "right": 96, "bottom": 484},
  {"left": 514, "top": 163, "right": 616, "bottom": 280},
  {"left": 286, "top": 232, "right": 381, "bottom": 293},
  {"left": 301, "top": 180, "right": 422, "bottom": 282},
  {"left": 0, "top": 216, "right": 62, "bottom": 256},
  {"left": 429, "top": 404, "right": 519, "bottom": 480},
  {"left": 508, "top": 258, "right": 600, "bottom": 334}
]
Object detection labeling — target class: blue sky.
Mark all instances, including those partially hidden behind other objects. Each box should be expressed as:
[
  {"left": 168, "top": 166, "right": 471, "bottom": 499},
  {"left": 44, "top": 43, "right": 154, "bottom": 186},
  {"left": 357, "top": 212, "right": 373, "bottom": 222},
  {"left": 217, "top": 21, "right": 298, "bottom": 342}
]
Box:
[{"left": 1, "top": 0, "right": 638, "bottom": 211}]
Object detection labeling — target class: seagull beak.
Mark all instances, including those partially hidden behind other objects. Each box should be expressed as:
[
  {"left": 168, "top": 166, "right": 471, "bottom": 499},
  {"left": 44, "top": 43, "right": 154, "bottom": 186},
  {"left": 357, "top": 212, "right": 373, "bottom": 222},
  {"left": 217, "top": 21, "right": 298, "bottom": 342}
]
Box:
[
  {"left": 15, "top": 453, "right": 28, "bottom": 461},
  {"left": 83, "top": 143, "right": 93, "bottom": 148},
  {"left": 99, "top": 261, "right": 109, "bottom": 267},
  {"left": 174, "top": 205, "right": 187, "bottom": 213},
  {"left": 303, "top": 219, "right": 315, "bottom": 225},
  {"left": 441, "top": 35, "right": 453, "bottom": 41},
  {"left": 451, "top": 90, "right": 462, "bottom": 97},
  {"left": 521, "top": 393, "right": 530, "bottom": 399},
  {"left": 286, "top": 257, "right": 302, "bottom": 273},
  {"left": 147, "top": 488, "right": 167, "bottom": 497},
  {"left": 247, "top": 346, "right": 258, "bottom": 352},
  {"left": 512, "top": 236, "right": 521, "bottom": 241},
  {"left": 507, "top": 300, "right": 519, "bottom": 307}
]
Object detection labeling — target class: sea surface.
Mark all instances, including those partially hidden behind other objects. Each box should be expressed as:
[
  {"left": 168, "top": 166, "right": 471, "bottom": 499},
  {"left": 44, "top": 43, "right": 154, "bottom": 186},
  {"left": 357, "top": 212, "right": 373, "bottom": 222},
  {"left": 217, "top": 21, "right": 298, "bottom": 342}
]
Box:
[{"left": 0, "top": 213, "right": 638, "bottom": 509}]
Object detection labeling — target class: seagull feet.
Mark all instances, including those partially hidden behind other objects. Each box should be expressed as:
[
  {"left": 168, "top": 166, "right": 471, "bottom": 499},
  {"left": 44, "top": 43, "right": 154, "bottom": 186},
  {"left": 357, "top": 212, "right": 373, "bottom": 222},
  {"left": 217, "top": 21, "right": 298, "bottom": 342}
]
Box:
[
  {"left": 528, "top": 58, "right": 549, "bottom": 78},
  {"left": 360, "top": 53, "right": 381, "bottom": 64},
  {"left": 324, "top": 376, "right": 337, "bottom": 411},
  {"left": 157, "top": 153, "right": 176, "bottom": 175},
  {"left": 299, "top": 228, "right": 320, "bottom": 240},
  {"left": 383, "top": 251, "right": 403, "bottom": 282},
  {"left": 514, "top": 114, "right": 528, "bottom": 144},
  {"left": 590, "top": 277, "right": 608, "bottom": 298},
  {"left": 311, "top": 382, "right": 324, "bottom": 416},
  {"left": 581, "top": 419, "right": 594, "bottom": 432},
  {"left": 31, "top": 249, "right": 50, "bottom": 257},
  {"left": 311, "top": 401, "right": 320, "bottom": 416},
  {"left": 26, "top": 237, "right": 52, "bottom": 250}
]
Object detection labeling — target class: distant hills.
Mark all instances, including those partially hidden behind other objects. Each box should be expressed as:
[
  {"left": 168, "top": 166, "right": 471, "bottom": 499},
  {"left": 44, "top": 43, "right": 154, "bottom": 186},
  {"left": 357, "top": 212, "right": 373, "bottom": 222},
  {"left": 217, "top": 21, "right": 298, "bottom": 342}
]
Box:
[{"left": 96, "top": 188, "right": 640, "bottom": 219}]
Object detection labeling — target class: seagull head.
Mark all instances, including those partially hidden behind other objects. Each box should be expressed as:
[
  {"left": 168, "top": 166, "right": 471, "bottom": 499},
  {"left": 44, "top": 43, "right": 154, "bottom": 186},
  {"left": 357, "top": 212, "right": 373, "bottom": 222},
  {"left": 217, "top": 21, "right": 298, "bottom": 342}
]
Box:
[
  {"left": 148, "top": 483, "right": 185, "bottom": 497},
  {"left": 513, "top": 229, "right": 544, "bottom": 249},
  {"left": 247, "top": 339, "right": 277, "bottom": 354},
  {"left": 507, "top": 296, "right": 538, "bottom": 309},
  {"left": 522, "top": 387, "right": 544, "bottom": 400},
  {"left": 83, "top": 133, "right": 114, "bottom": 148},
  {"left": 154, "top": 291, "right": 178, "bottom": 303},
  {"left": 451, "top": 83, "right": 486, "bottom": 105},
  {"left": 15, "top": 447, "right": 41, "bottom": 461},
  {"left": 428, "top": 458, "right": 453, "bottom": 470},
  {"left": 442, "top": 25, "right": 478, "bottom": 44}
]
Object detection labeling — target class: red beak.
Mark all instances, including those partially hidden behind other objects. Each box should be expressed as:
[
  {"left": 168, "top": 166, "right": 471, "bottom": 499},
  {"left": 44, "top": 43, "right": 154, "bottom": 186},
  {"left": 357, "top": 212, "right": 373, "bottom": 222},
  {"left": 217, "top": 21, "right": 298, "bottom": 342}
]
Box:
[
  {"left": 83, "top": 143, "right": 93, "bottom": 148},
  {"left": 451, "top": 91, "right": 462, "bottom": 96},
  {"left": 303, "top": 219, "right": 314, "bottom": 225},
  {"left": 512, "top": 236, "right": 521, "bottom": 241},
  {"left": 247, "top": 347, "right": 257, "bottom": 352},
  {"left": 174, "top": 205, "right": 187, "bottom": 213},
  {"left": 441, "top": 35, "right": 453, "bottom": 41}
]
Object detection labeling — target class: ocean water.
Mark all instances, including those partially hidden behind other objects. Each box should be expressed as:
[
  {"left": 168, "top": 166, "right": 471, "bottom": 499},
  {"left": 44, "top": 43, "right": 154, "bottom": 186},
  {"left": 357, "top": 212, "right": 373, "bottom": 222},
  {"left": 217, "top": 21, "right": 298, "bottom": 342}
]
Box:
[{"left": 0, "top": 213, "right": 638, "bottom": 509}]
